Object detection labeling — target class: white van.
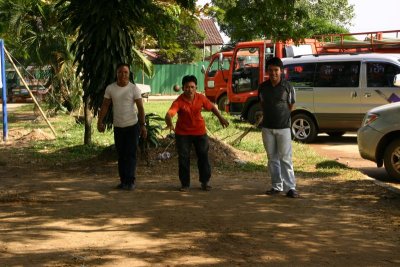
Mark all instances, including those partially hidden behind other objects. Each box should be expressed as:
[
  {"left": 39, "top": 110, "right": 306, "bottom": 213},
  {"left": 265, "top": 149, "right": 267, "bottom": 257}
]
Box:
[{"left": 282, "top": 53, "right": 400, "bottom": 143}]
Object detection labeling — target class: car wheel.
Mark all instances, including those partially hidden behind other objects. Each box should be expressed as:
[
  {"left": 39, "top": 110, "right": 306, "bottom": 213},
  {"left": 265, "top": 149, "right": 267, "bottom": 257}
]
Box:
[
  {"left": 217, "top": 95, "right": 227, "bottom": 111},
  {"left": 383, "top": 139, "right": 400, "bottom": 180},
  {"left": 327, "top": 131, "right": 346, "bottom": 138},
  {"left": 291, "top": 114, "right": 318, "bottom": 143},
  {"left": 247, "top": 104, "right": 262, "bottom": 125}
]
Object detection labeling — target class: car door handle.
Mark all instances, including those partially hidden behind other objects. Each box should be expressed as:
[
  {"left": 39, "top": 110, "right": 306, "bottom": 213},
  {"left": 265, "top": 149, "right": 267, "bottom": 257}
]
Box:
[
  {"left": 351, "top": 91, "right": 357, "bottom": 98},
  {"left": 364, "top": 92, "right": 371, "bottom": 98}
]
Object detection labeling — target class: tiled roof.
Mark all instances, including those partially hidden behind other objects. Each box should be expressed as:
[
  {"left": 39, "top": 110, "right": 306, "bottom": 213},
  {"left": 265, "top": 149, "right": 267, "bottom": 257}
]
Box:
[{"left": 194, "top": 19, "right": 224, "bottom": 46}]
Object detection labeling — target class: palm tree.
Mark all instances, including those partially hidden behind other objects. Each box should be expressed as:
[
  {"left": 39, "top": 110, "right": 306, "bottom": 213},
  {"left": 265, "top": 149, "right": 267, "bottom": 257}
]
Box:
[{"left": 58, "top": 0, "right": 196, "bottom": 144}]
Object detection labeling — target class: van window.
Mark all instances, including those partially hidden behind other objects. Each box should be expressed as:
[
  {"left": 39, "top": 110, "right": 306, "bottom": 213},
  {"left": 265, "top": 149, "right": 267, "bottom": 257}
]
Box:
[
  {"left": 284, "top": 63, "right": 315, "bottom": 87},
  {"left": 315, "top": 62, "right": 360, "bottom": 87},
  {"left": 367, "top": 62, "right": 400, "bottom": 87}
]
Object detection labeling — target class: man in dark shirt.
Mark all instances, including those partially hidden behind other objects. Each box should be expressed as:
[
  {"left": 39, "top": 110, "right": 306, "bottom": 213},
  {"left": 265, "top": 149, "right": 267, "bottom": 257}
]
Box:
[{"left": 258, "top": 57, "right": 299, "bottom": 198}]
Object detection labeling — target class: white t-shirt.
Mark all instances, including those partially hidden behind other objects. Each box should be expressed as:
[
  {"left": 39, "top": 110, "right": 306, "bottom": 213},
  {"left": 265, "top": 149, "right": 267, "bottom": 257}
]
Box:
[{"left": 104, "top": 82, "right": 142, "bottom": 128}]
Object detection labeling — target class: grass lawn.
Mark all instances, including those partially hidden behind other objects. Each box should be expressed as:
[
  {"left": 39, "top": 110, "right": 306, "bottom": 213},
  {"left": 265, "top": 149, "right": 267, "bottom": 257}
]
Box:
[{"left": 3, "top": 101, "right": 360, "bottom": 180}]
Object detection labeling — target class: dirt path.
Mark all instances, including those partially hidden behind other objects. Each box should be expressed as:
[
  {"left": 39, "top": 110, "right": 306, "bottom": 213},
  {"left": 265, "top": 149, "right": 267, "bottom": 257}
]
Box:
[
  {"left": 1, "top": 137, "right": 400, "bottom": 266},
  {"left": 309, "top": 134, "right": 400, "bottom": 193}
]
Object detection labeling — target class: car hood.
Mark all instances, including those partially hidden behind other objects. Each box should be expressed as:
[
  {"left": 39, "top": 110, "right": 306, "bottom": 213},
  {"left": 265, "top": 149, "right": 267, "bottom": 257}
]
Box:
[
  {"left": 366, "top": 102, "right": 400, "bottom": 130},
  {"left": 368, "top": 101, "right": 400, "bottom": 114}
]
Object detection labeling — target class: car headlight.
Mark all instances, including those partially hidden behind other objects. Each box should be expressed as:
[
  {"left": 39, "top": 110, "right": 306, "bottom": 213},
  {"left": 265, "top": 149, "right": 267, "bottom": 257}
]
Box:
[{"left": 363, "top": 113, "right": 379, "bottom": 126}]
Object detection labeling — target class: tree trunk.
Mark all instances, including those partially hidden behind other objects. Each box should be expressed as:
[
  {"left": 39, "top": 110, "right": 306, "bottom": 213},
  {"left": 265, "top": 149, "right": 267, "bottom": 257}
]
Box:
[{"left": 84, "top": 96, "right": 92, "bottom": 145}]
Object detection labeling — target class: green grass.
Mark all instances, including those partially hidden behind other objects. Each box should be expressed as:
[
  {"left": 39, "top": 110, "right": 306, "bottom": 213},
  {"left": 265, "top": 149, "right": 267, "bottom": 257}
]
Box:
[{"left": 3, "top": 101, "right": 362, "bottom": 179}]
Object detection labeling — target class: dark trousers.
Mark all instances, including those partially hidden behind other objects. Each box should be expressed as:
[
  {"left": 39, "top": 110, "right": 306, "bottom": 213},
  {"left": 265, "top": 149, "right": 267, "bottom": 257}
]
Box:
[
  {"left": 114, "top": 124, "right": 139, "bottom": 186},
  {"left": 175, "top": 134, "right": 211, "bottom": 187}
]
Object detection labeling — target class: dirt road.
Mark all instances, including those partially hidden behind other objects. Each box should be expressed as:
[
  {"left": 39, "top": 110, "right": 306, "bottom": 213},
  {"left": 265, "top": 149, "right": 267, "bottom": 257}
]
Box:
[
  {"left": 1, "top": 106, "right": 400, "bottom": 266},
  {"left": 1, "top": 131, "right": 400, "bottom": 266},
  {"left": 309, "top": 134, "right": 400, "bottom": 193}
]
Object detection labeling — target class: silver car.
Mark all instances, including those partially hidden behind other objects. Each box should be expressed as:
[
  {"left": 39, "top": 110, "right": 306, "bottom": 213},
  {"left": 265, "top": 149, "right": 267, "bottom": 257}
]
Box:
[{"left": 357, "top": 101, "right": 400, "bottom": 180}]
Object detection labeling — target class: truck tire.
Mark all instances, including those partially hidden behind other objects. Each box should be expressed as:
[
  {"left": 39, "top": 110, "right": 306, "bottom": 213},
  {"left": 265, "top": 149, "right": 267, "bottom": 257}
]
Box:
[
  {"left": 247, "top": 104, "right": 262, "bottom": 125},
  {"left": 291, "top": 113, "right": 318, "bottom": 143},
  {"left": 383, "top": 139, "right": 400, "bottom": 180},
  {"left": 217, "top": 95, "right": 227, "bottom": 111}
]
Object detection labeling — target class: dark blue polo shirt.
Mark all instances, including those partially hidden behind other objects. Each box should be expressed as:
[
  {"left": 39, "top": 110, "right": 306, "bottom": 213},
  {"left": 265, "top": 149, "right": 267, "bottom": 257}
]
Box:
[{"left": 258, "top": 79, "right": 295, "bottom": 129}]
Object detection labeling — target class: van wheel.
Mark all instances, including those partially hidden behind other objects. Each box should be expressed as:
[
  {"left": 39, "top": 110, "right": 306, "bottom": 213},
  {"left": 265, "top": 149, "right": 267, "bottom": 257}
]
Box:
[
  {"left": 383, "top": 139, "right": 400, "bottom": 180},
  {"left": 247, "top": 104, "right": 262, "bottom": 125},
  {"left": 327, "top": 131, "right": 345, "bottom": 137},
  {"left": 217, "top": 95, "right": 227, "bottom": 111},
  {"left": 291, "top": 114, "right": 318, "bottom": 143}
]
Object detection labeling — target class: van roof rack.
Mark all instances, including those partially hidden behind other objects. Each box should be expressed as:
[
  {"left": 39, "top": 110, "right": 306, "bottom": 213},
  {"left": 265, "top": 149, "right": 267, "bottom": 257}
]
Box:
[{"left": 292, "top": 53, "right": 360, "bottom": 58}]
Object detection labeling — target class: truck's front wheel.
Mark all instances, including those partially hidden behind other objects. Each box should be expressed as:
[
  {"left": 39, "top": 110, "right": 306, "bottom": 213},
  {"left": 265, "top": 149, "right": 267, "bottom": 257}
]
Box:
[{"left": 217, "top": 95, "right": 227, "bottom": 111}]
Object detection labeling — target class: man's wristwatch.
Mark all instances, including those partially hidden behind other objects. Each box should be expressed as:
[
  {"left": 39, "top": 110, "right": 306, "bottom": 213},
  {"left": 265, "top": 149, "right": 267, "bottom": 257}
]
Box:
[{"left": 140, "top": 122, "right": 147, "bottom": 126}]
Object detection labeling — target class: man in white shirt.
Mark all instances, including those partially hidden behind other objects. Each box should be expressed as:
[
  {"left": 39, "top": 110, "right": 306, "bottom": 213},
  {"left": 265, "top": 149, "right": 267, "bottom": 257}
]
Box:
[{"left": 97, "top": 63, "right": 147, "bottom": 190}]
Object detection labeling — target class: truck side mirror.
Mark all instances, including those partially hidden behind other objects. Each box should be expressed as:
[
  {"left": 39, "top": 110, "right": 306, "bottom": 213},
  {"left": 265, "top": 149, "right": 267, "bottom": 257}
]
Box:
[
  {"left": 201, "top": 65, "right": 206, "bottom": 74},
  {"left": 394, "top": 74, "right": 400, "bottom": 87}
]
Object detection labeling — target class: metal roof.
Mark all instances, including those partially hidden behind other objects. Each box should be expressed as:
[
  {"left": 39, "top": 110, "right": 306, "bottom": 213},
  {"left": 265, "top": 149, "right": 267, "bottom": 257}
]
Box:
[{"left": 194, "top": 19, "right": 224, "bottom": 46}]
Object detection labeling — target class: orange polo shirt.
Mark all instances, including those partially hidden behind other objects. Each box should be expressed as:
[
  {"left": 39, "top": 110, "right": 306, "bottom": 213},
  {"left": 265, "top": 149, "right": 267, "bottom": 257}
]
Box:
[{"left": 167, "top": 93, "right": 214, "bottom": 135}]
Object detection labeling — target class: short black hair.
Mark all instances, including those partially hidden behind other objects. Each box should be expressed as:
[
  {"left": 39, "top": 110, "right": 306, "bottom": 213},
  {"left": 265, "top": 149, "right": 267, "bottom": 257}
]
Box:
[
  {"left": 116, "top": 63, "right": 130, "bottom": 70},
  {"left": 182, "top": 75, "right": 197, "bottom": 87},
  {"left": 266, "top": 57, "right": 283, "bottom": 70}
]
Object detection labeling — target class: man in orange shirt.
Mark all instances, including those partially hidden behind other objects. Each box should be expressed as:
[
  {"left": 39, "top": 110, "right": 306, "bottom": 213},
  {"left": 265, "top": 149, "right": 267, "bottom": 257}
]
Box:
[{"left": 165, "top": 75, "right": 229, "bottom": 192}]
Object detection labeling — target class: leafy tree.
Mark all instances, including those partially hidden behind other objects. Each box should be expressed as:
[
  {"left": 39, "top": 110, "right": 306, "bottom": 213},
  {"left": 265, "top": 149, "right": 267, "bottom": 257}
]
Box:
[
  {"left": 157, "top": 10, "right": 204, "bottom": 63},
  {"left": 0, "top": 0, "right": 82, "bottom": 113},
  {"left": 205, "top": 0, "right": 354, "bottom": 42},
  {"left": 58, "top": 0, "right": 196, "bottom": 144},
  {"left": 132, "top": 8, "right": 203, "bottom": 64}
]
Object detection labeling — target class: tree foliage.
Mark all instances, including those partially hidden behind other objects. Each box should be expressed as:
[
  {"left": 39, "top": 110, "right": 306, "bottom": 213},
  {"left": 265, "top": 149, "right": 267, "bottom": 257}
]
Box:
[
  {"left": 58, "top": 0, "right": 196, "bottom": 144},
  {"left": 157, "top": 10, "right": 204, "bottom": 63},
  {"left": 0, "top": 0, "right": 82, "bottom": 112},
  {"left": 206, "top": 0, "right": 354, "bottom": 42},
  {"left": 58, "top": 0, "right": 196, "bottom": 112}
]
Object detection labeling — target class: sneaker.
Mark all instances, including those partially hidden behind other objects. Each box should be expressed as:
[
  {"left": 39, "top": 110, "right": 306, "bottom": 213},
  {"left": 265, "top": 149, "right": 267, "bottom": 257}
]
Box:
[
  {"left": 115, "top": 183, "right": 124, "bottom": 190},
  {"left": 123, "top": 184, "right": 136, "bottom": 191},
  {"left": 265, "top": 188, "right": 282, "bottom": 195},
  {"left": 179, "top": 186, "right": 190, "bottom": 192},
  {"left": 201, "top": 183, "right": 212, "bottom": 191},
  {"left": 286, "top": 189, "right": 299, "bottom": 198}
]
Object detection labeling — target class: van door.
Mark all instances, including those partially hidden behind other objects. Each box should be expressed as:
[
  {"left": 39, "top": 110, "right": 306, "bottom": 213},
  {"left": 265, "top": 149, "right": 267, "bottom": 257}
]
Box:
[
  {"left": 284, "top": 62, "right": 316, "bottom": 112},
  {"left": 362, "top": 61, "right": 400, "bottom": 111},
  {"left": 313, "top": 61, "right": 362, "bottom": 130}
]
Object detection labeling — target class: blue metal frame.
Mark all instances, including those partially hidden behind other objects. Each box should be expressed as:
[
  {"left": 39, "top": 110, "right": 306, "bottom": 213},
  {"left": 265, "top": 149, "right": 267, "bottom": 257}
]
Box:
[{"left": 1, "top": 39, "right": 8, "bottom": 141}]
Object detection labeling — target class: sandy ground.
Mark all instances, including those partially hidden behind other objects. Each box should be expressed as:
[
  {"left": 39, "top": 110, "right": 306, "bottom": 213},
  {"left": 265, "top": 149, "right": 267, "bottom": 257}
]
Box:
[{"left": 0, "top": 105, "right": 399, "bottom": 266}]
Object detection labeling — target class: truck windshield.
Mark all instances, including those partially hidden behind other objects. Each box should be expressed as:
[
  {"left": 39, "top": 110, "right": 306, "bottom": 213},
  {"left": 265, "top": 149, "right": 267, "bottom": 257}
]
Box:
[{"left": 232, "top": 47, "right": 260, "bottom": 93}]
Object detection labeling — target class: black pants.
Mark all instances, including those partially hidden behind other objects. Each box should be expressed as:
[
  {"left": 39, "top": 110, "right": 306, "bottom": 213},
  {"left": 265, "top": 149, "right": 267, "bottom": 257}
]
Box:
[
  {"left": 175, "top": 134, "right": 211, "bottom": 187},
  {"left": 114, "top": 124, "right": 139, "bottom": 186}
]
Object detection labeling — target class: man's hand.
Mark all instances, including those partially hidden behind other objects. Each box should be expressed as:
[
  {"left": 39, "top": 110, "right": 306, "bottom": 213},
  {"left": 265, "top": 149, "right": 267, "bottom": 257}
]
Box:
[
  {"left": 164, "top": 124, "right": 175, "bottom": 133},
  {"left": 140, "top": 125, "right": 148, "bottom": 139},
  {"left": 219, "top": 117, "right": 229, "bottom": 128},
  {"left": 97, "top": 122, "right": 106, "bottom": 133}
]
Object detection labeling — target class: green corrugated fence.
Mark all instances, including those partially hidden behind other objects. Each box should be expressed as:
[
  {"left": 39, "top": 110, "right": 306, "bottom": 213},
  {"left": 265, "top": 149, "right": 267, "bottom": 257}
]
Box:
[{"left": 134, "top": 60, "right": 209, "bottom": 95}]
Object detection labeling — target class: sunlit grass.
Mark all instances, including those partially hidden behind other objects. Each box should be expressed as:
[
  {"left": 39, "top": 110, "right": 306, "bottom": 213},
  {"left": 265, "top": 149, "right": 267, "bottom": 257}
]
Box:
[{"left": 3, "top": 101, "right": 362, "bottom": 179}]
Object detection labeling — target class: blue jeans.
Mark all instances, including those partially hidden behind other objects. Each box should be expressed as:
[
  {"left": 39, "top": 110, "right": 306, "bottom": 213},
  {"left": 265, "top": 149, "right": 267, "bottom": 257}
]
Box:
[
  {"left": 175, "top": 134, "right": 211, "bottom": 187},
  {"left": 262, "top": 128, "right": 296, "bottom": 192},
  {"left": 114, "top": 124, "right": 140, "bottom": 186}
]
